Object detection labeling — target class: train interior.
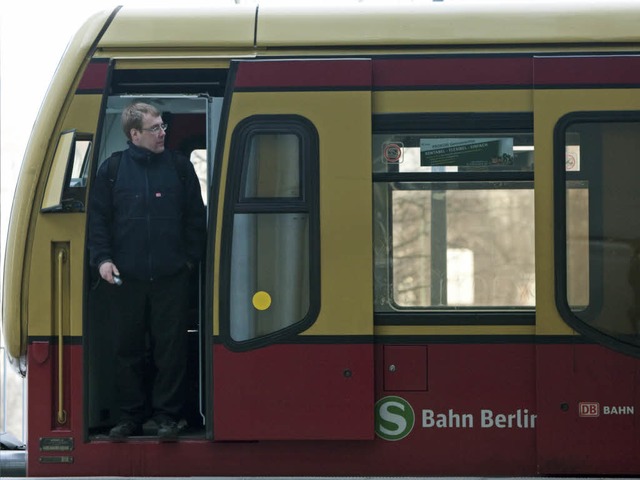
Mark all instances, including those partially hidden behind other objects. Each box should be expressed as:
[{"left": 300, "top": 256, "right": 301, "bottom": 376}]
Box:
[{"left": 85, "top": 92, "right": 223, "bottom": 439}]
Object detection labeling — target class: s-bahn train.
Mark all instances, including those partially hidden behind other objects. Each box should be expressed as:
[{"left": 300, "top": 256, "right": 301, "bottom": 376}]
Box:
[{"left": 4, "top": 1, "right": 640, "bottom": 477}]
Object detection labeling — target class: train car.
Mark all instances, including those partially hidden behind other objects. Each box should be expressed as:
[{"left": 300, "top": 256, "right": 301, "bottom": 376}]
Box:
[{"left": 3, "top": 1, "right": 640, "bottom": 477}]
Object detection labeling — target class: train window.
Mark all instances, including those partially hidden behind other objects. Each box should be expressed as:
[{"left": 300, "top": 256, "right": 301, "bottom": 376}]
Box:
[
  {"left": 373, "top": 114, "right": 535, "bottom": 318},
  {"left": 556, "top": 114, "right": 640, "bottom": 353},
  {"left": 374, "top": 181, "right": 535, "bottom": 309},
  {"left": 221, "top": 115, "right": 320, "bottom": 349},
  {"left": 42, "top": 130, "right": 92, "bottom": 212},
  {"left": 69, "top": 139, "right": 92, "bottom": 187},
  {"left": 190, "top": 149, "right": 208, "bottom": 205},
  {"left": 241, "top": 133, "right": 301, "bottom": 200}
]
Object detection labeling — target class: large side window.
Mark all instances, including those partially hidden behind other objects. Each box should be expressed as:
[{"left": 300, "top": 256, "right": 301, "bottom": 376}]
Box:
[
  {"left": 556, "top": 113, "right": 640, "bottom": 354},
  {"left": 373, "top": 114, "right": 535, "bottom": 323},
  {"left": 221, "top": 115, "right": 320, "bottom": 349}
]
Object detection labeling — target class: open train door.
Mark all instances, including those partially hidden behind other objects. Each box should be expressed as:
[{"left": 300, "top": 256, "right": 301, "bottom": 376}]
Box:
[
  {"left": 534, "top": 55, "right": 640, "bottom": 474},
  {"left": 211, "top": 59, "right": 374, "bottom": 440}
]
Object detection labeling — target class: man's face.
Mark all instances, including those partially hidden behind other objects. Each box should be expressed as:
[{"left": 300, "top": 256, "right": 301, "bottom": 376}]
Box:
[{"left": 130, "top": 113, "right": 166, "bottom": 154}]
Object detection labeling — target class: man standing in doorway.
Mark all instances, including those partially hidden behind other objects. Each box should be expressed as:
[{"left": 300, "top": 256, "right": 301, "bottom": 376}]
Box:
[{"left": 88, "top": 102, "right": 206, "bottom": 441}]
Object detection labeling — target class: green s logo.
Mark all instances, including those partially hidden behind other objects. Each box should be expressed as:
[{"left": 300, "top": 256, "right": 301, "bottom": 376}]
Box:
[{"left": 375, "top": 396, "right": 415, "bottom": 441}]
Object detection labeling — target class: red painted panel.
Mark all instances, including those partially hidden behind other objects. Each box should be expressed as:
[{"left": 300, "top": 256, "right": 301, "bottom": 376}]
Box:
[
  {"left": 27, "top": 342, "right": 81, "bottom": 476},
  {"left": 374, "top": 343, "right": 538, "bottom": 475},
  {"left": 23, "top": 341, "right": 640, "bottom": 477},
  {"left": 537, "top": 344, "right": 640, "bottom": 475},
  {"left": 383, "top": 344, "right": 428, "bottom": 391},
  {"left": 373, "top": 57, "right": 533, "bottom": 88},
  {"left": 234, "top": 59, "right": 372, "bottom": 89},
  {"left": 31, "top": 340, "right": 50, "bottom": 364},
  {"left": 374, "top": 56, "right": 640, "bottom": 89},
  {"left": 213, "top": 343, "right": 374, "bottom": 440},
  {"left": 28, "top": 341, "right": 75, "bottom": 432},
  {"left": 535, "top": 55, "right": 640, "bottom": 87},
  {"left": 77, "top": 60, "right": 109, "bottom": 91}
]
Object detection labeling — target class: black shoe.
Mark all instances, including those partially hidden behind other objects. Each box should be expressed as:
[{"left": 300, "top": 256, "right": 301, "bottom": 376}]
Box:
[
  {"left": 157, "top": 419, "right": 179, "bottom": 442},
  {"left": 109, "top": 421, "right": 141, "bottom": 441},
  {"left": 142, "top": 417, "right": 159, "bottom": 436}
]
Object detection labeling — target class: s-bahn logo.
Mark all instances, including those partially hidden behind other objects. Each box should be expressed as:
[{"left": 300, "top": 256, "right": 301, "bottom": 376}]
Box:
[{"left": 375, "top": 396, "right": 415, "bottom": 441}]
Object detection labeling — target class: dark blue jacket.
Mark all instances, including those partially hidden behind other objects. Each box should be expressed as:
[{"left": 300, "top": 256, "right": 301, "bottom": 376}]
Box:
[{"left": 88, "top": 142, "right": 206, "bottom": 281}]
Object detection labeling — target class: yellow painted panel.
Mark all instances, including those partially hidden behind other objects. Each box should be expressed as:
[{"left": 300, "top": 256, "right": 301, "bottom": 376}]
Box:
[
  {"left": 375, "top": 325, "right": 535, "bottom": 336},
  {"left": 113, "top": 58, "right": 234, "bottom": 70},
  {"left": 92, "top": 4, "right": 640, "bottom": 52},
  {"left": 258, "top": 3, "right": 640, "bottom": 47},
  {"left": 28, "top": 215, "right": 86, "bottom": 337},
  {"left": 215, "top": 91, "right": 372, "bottom": 337},
  {"left": 99, "top": 6, "right": 256, "bottom": 49},
  {"left": 374, "top": 90, "right": 532, "bottom": 114},
  {"left": 2, "top": 15, "right": 109, "bottom": 360},
  {"left": 27, "top": 94, "right": 103, "bottom": 338},
  {"left": 534, "top": 89, "right": 640, "bottom": 335},
  {"left": 42, "top": 132, "right": 74, "bottom": 210},
  {"left": 62, "top": 95, "right": 102, "bottom": 132}
]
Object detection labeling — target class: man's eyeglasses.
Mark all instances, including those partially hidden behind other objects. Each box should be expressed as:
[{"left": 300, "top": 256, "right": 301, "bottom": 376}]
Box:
[{"left": 140, "top": 123, "right": 168, "bottom": 134}]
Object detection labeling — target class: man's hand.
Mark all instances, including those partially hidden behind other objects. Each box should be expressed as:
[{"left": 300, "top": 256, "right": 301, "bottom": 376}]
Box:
[{"left": 99, "top": 261, "right": 121, "bottom": 285}]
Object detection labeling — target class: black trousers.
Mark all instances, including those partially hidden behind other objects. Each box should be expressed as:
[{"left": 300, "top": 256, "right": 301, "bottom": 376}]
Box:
[{"left": 110, "top": 269, "right": 190, "bottom": 424}]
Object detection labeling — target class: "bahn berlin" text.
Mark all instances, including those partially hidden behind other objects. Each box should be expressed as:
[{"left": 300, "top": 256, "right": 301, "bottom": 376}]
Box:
[{"left": 422, "top": 409, "right": 537, "bottom": 429}]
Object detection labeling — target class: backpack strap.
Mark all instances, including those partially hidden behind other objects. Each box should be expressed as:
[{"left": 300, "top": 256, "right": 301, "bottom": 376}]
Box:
[
  {"left": 107, "top": 151, "right": 123, "bottom": 186},
  {"left": 171, "top": 152, "right": 188, "bottom": 185}
]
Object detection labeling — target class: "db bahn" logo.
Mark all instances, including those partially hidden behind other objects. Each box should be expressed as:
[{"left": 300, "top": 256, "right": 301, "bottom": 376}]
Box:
[
  {"left": 579, "top": 401, "right": 634, "bottom": 417},
  {"left": 579, "top": 402, "right": 600, "bottom": 417}
]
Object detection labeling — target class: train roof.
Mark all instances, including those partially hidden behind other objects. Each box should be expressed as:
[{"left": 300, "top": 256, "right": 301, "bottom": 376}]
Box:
[{"left": 94, "top": 1, "right": 640, "bottom": 51}]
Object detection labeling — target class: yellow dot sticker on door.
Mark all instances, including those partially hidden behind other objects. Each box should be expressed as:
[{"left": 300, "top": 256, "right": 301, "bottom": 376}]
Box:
[{"left": 252, "top": 291, "right": 272, "bottom": 311}]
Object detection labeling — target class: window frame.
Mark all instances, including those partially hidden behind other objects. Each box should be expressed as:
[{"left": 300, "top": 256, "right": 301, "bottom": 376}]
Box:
[
  {"left": 373, "top": 113, "right": 536, "bottom": 326},
  {"left": 42, "top": 130, "right": 93, "bottom": 213},
  {"left": 554, "top": 110, "right": 640, "bottom": 358},
  {"left": 220, "top": 114, "right": 320, "bottom": 351}
]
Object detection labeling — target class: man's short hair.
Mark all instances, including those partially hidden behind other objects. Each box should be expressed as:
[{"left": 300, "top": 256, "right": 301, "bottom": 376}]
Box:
[{"left": 122, "top": 102, "right": 161, "bottom": 140}]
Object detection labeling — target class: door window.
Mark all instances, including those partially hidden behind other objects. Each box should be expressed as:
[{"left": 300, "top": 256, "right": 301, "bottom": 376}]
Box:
[
  {"left": 222, "top": 115, "right": 320, "bottom": 349},
  {"left": 557, "top": 113, "right": 640, "bottom": 353}
]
